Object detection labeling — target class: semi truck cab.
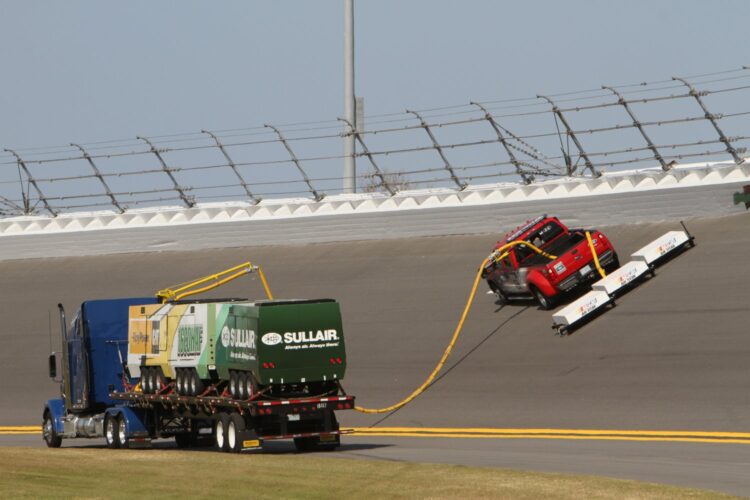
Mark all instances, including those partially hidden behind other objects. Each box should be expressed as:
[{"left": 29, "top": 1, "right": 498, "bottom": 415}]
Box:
[{"left": 43, "top": 297, "right": 157, "bottom": 447}]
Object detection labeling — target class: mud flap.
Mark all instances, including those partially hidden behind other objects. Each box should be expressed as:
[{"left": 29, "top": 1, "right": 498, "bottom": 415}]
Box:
[{"left": 237, "top": 428, "right": 263, "bottom": 452}]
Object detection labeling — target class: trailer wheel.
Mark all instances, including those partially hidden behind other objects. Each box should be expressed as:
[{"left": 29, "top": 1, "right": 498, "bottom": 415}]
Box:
[
  {"left": 117, "top": 414, "right": 129, "bottom": 449},
  {"left": 227, "top": 413, "right": 245, "bottom": 453},
  {"left": 215, "top": 414, "right": 229, "bottom": 452},
  {"left": 530, "top": 285, "right": 554, "bottom": 310},
  {"left": 104, "top": 414, "right": 120, "bottom": 449},
  {"left": 42, "top": 411, "right": 62, "bottom": 448}
]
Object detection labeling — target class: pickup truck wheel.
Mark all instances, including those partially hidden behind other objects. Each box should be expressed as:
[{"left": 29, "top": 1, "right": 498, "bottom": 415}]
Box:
[
  {"left": 489, "top": 282, "right": 508, "bottom": 305},
  {"left": 117, "top": 414, "right": 129, "bottom": 449},
  {"left": 530, "top": 286, "right": 554, "bottom": 310},
  {"left": 42, "top": 412, "right": 62, "bottom": 448},
  {"left": 104, "top": 414, "right": 120, "bottom": 449}
]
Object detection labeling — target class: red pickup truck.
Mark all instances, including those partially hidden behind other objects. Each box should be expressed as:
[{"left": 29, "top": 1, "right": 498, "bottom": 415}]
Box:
[{"left": 482, "top": 215, "right": 619, "bottom": 309}]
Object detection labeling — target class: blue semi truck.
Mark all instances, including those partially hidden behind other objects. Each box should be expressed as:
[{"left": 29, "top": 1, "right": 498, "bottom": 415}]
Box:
[{"left": 43, "top": 297, "right": 354, "bottom": 452}]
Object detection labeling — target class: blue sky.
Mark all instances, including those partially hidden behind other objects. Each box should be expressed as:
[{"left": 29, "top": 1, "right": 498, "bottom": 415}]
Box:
[
  {"left": 2, "top": 0, "right": 747, "bottom": 148},
  {"left": 0, "top": 1, "right": 748, "bottom": 209}
]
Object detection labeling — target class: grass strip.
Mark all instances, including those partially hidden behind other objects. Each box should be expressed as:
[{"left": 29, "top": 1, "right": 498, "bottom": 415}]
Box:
[{"left": 0, "top": 447, "right": 738, "bottom": 499}]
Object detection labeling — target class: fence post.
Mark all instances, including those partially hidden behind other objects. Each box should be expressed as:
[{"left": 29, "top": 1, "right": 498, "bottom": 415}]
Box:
[
  {"left": 337, "top": 117, "right": 396, "bottom": 195},
  {"left": 3, "top": 148, "right": 56, "bottom": 216},
  {"left": 537, "top": 95, "right": 599, "bottom": 177},
  {"left": 601, "top": 86, "right": 669, "bottom": 171},
  {"left": 672, "top": 76, "right": 745, "bottom": 165},
  {"left": 264, "top": 124, "right": 323, "bottom": 201},
  {"left": 406, "top": 109, "right": 466, "bottom": 189},
  {"left": 201, "top": 130, "right": 259, "bottom": 204},
  {"left": 136, "top": 136, "right": 194, "bottom": 208},
  {"left": 70, "top": 143, "right": 125, "bottom": 213},
  {"left": 470, "top": 101, "right": 532, "bottom": 184}
]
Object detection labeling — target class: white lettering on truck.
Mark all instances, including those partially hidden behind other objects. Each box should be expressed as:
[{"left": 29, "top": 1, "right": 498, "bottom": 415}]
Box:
[
  {"left": 220, "top": 326, "right": 256, "bottom": 349},
  {"left": 261, "top": 329, "right": 339, "bottom": 346}
]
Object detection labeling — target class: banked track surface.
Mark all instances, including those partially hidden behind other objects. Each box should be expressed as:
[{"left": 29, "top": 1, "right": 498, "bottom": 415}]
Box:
[{"left": 0, "top": 214, "right": 748, "bottom": 495}]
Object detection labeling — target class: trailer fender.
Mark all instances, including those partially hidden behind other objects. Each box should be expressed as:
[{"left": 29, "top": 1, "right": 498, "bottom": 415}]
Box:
[{"left": 44, "top": 398, "right": 66, "bottom": 434}]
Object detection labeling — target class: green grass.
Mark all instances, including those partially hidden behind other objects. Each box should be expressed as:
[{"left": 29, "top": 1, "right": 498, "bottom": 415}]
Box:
[{"left": 0, "top": 448, "right": 737, "bottom": 499}]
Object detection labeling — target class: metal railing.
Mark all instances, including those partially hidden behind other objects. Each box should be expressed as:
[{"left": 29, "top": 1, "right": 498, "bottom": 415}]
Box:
[{"left": 1, "top": 66, "right": 748, "bottom": 217}]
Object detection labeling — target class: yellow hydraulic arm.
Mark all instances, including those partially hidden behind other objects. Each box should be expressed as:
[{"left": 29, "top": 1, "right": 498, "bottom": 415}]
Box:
[{"left": 156, "top": 261, "right": 274, "bottom": 303}]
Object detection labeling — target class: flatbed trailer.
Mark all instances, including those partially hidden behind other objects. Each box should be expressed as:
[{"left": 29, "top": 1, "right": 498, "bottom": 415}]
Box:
[{"left": 104, "top": 390, "right": 355, "bottom": 452}]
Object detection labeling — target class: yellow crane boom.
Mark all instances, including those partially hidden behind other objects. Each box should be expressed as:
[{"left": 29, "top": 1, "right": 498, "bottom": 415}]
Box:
[{"left": 156, "top": 261, "right": 273, "bottom": 303}]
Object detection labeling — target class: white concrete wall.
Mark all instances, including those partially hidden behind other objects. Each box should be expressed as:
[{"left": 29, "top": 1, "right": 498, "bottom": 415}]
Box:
[{"left": 1, "top": 160, "right": 748, "bottom": 261}]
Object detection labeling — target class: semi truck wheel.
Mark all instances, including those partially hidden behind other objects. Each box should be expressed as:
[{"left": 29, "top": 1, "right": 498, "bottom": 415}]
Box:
[
  {"left": 227, "top": 413, "right": 246, "bottom": 453},
  {"left": 104, "top": 415, "right": 120, "bottom": 449},
  {"left": 215, "top": 414, "right": 229, "bottom": 452},
  {"left": 42, "top": 412, "right": 62, "bottom": 448},
  {"left": 117, "top": 414, "right": 129, "bottom": 449}
]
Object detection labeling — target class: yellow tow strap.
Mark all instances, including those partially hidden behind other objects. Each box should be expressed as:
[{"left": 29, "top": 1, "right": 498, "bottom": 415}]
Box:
[
  {"left": 355, "top": 239, "right": 555, "bottom": 414},
  {"left": 585, "top": 231, "right": 607, "bottom": 279}
]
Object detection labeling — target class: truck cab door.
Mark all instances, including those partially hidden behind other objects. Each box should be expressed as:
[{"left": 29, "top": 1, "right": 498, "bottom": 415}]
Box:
[
  {"left": 502, "top": 252, "right": 525, "bottom": 294},
  {"left": 67, "top": 313, "right": 89, "bottom": 411}
]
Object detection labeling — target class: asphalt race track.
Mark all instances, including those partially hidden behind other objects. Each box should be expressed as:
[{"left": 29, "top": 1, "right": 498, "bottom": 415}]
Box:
[{"left": 1, "top": 213, "right": 748, "bottom": 495}]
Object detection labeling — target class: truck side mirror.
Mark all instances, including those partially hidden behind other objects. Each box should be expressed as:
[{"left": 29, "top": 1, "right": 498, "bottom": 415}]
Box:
[{"left": 48, "top": 353, "right": 57, "bottom": 379}]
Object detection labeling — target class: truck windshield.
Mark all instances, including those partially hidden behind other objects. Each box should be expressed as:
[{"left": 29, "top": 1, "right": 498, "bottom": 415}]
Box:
[{"left": 515, "top": 222, "right": 565, "bottom": 263}]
